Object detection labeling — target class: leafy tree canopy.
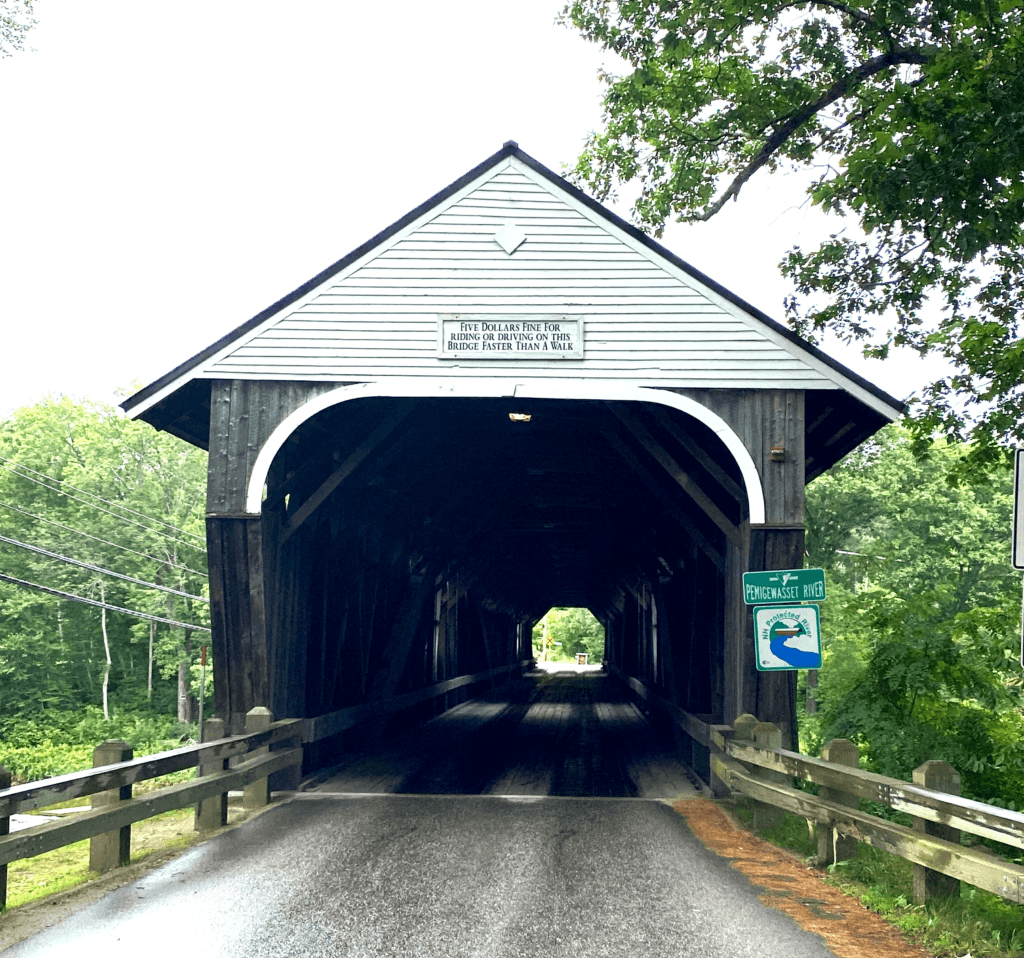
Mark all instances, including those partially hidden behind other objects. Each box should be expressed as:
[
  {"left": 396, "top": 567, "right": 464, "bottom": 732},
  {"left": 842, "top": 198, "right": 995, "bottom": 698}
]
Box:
[
  {"left": 1, "top": 0, "right": 35, "bottom": 56},
  {"left": 563, "top": 0, "right": 1024, "bottom": 468},
  {"left": 803, "top": 425, "right": 1024, "bottom": 804}
]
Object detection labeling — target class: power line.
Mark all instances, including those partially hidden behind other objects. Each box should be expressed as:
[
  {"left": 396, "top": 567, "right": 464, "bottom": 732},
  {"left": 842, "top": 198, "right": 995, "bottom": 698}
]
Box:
[
  {"left": 0, "top": 573, "right": 211, "bottom": 632},
  {"left": 0, "top": 454, "right": 206, "bottom": 545},
  {"left": 0, "top": 534, "right": 208, "bottom": 603},
  {"left": 0, "top": 500, "right": 207, "bottom": 577},
  {"left": 0, "top": 461, "right": 206, "bottom": 555}
]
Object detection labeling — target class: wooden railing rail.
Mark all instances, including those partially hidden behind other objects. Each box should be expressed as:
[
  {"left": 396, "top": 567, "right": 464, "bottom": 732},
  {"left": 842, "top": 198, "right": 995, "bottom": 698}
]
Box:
[
  {"left": 305, "top": 662, "right": 526, "bottom": 744},
  {"left": 0, "top": 658, "right": 530, "bottom": 908},
  {"left": 0, "top": 746, "right": 302, "bottom": 869},
  {"left": 610, "top": 667, "right": 1024, "bottom": 905},
  {"left": 0, "top": 719, "right": 303, "bottom": 819}
]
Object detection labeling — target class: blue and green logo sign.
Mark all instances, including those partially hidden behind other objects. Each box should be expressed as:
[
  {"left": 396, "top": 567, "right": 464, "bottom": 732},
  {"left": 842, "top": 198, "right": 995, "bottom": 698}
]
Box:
[{"left": 754, "top": 605, "right": 822, "bottom": 671}]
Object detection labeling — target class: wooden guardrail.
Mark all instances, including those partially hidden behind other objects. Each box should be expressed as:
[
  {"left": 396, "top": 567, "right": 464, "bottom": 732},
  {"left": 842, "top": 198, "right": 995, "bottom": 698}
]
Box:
[
  {"left": 610, "top": 665, "right": 1024, "bottom": 905},
  {"left": 0, "top": 659, "right": 529, "bottom": 908}
]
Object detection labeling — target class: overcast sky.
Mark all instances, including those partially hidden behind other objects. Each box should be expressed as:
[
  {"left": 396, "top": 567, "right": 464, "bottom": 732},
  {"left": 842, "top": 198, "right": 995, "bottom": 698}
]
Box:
[{"left": 0, "top": 0, "right": 941, "bottom": 418}]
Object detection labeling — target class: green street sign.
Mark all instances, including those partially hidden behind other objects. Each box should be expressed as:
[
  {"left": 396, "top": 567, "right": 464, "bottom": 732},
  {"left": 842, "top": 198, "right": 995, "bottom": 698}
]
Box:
[
  {"left": 743, "top": 568, "right": 826, "bottom": 605},
  {"left": 754, "top": 605, "right": 822, "bottom": 671}
]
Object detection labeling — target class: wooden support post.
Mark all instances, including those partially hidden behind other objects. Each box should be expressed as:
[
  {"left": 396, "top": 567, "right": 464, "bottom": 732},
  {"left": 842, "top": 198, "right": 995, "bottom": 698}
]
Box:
[
  {"left": 242, "top": 707, "right": 274, "bottom": 810},
  {"left": 194, "top": 718, "right": 228, "bottom": 830},
  {"left": 817, "top": 738, "right": 859, "bottom": 865},
  {"left": 708, "top": 726, "right": 734, "bottom": 798},
  {"left": 0, "top": 764, "right": 10, "bottom": 909},
  {"left": 90, "top": 741, "right": 132, "bottom": 873},
  {"left": 733, "top": 713, "right": 759, "bottom": 741},
  {"left": 913, "top": 760, "right": 961, "bottom": 903},
  {"left": 751, "top": 722, "right": 786, "bottom": 833}
]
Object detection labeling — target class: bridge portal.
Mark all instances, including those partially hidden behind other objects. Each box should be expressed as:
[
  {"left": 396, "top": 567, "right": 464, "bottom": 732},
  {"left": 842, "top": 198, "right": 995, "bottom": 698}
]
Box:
[{"left": 122, "top": 143, "right": 902, "bottom": 781}]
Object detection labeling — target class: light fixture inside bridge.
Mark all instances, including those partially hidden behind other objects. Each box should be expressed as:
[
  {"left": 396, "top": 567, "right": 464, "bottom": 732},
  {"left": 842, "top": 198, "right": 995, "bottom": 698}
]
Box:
[{"left": 509, "top": 412, "right": 532, "bottom": 422}]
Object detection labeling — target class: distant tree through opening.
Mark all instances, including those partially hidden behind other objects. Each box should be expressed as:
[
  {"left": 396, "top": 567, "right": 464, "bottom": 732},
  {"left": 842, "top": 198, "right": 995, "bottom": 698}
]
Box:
[{"left": 533, "top": 608, "right": 605, "bottom": 665}]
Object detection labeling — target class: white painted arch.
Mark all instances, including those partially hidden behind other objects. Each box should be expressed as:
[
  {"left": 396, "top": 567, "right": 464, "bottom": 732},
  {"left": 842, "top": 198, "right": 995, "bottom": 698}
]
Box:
[{"left": 243, "top": 378, "right": 766, "bottom": 523}]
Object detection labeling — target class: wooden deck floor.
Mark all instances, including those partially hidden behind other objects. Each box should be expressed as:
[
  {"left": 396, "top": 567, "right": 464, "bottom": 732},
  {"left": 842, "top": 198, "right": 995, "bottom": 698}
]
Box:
[{"left": 310, "top": 669, "right": 699, "bottom": 799}]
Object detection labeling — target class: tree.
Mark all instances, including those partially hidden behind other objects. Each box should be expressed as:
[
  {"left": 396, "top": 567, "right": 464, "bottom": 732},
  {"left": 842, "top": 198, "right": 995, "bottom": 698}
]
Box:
[
  {"left": 563, "top": 0, "right": 1024, "bottom": 468},
  {"left": 532, "top": 608, "right": 606, "bottom": 662},
  {"left": 802, "top": 425, "right": 1024, "bottom": 804},
  {"left": 1, "top": 0, "right": 35, "bottom": 56},
  {"left": 0, "top": 395, "right": 209, "bottom": 722}
]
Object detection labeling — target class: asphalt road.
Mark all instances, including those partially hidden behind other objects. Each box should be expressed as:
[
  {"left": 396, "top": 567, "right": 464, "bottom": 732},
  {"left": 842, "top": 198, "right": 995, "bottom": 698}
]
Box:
[{"left": 3, "top": 794, "right": 838, "bottom": 958}]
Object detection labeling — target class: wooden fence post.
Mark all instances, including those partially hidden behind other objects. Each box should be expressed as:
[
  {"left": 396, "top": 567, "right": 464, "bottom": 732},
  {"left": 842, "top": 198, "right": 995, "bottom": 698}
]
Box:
[
  {"left": 195, "top": 717, "right": 227, "bottom": 830},
  {"left": 913, "top": 760, "right": 961, "bottom": 903},
  {"left": 751, "top": 721, "right": 786, "bottom": 833},
  {"left": 733, "top": 713, "right": 759, "bottom": 741},
  {"left": 0, "top": 763, "right": 10, "bottom": 909},
  {"left": 243, "top": 707, "right": 273, "bottom": 810},
  {"left": 90, "top": 740, "right": 132, "bottom": 873},
  {"left": 817, "top": 738, "right": 859, "bottom": 865}
]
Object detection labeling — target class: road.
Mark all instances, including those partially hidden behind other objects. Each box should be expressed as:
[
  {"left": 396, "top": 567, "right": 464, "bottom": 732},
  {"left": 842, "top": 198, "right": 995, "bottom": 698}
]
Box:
[
  {"left": 3, "top": 794, "right": 838, "bottom": 958},
  {"left": 2, "top": 670, "right": 840, "bottom": 957}
]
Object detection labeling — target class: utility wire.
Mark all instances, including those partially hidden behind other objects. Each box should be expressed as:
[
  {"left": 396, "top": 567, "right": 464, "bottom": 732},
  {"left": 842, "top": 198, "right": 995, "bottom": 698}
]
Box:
[
  {"left": 0, "top": 454, "right": 205, "bottom": 545},
  {"left": 0, "top": 461, "right": 206, "bottom": 555},
  {"left": 0, "top": 534, "right": 208, "bottom": 603},
  {"left": 0, "top": 500, "right": 207, "bottom": 577},
  {"left": 0, "top": 573, "right": 211, "bottom": 632}
]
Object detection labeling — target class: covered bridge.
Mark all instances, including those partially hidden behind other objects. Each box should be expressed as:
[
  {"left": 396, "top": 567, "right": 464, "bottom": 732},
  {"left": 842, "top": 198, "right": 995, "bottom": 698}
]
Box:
[{"left": 121, "top": 142, "right": 902, "bottom": 773}]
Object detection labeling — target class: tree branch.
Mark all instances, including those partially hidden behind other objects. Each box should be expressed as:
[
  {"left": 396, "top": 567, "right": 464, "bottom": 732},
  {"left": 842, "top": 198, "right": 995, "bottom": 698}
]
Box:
[{"left": 691, "top": 48, "right": 930, "bottom": 221}]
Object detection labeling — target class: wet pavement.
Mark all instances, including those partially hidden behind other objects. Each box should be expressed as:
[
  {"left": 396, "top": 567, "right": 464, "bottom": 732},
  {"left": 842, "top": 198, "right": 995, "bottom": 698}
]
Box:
[{"left": 2, "top": 794, "right": 838, "bottom": 958}]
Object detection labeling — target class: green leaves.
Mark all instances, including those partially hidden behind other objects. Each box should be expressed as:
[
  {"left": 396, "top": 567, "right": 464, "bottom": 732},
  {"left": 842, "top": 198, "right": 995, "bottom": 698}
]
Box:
[
  {"left": 804, "top": 425, "right": 1024, "bottom": 804},
  {"left": 565, "top": 0, "right": 1024, "bottom": 467}
]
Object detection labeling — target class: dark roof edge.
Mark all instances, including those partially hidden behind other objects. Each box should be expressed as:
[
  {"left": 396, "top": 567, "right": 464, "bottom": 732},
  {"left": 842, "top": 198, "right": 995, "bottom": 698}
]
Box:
[
  {"left": 123, "top": 140, "right": 905, "bottom": 417},
  {"left": 121, "top": 142, "right": 521, "bottom": 413}
]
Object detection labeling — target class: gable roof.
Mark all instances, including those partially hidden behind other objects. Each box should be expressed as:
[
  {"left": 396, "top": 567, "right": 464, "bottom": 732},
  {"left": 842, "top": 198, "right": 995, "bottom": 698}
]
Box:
[{"left": 121, "top": 141, "right": 904, "bottom": 466}]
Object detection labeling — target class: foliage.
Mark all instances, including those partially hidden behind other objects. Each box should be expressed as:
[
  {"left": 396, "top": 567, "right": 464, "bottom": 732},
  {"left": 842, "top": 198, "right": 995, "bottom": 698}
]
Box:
[
  {"left": 825, "top": 844, "right": 1024, "bottom": 957},
  {"left": 803, "top": 424, "right": 1024, "bottom": 806},
  {"left": 0, "top": 0, "right": 34, "bottom": 57},
  {"left": 563, "top": 0, "right": 1024, "bottom": 468},
  {"left": 532, "top": 607, "right": 606, "bottom": 662},
  {"left": 0, "top": 706, "right": 194, "bottom": 781},
  {"left": 0, "top": 395, "right": 210, "bottom": 727}
]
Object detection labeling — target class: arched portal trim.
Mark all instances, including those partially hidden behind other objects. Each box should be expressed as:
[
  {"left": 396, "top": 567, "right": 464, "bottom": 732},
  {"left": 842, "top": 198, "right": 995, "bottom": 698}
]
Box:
[{"left": 243, "top": 378, "right": 767, "bottom": 522}]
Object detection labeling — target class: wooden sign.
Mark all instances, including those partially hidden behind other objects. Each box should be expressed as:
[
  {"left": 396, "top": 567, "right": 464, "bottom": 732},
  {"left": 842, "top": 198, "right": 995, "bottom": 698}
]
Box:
[{"left": 437, "top": 315, "right": 583, "bottom": 359}]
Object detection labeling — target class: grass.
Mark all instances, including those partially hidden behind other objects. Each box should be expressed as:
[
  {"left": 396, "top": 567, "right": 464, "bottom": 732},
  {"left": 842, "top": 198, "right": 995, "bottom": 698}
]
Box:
[
  {"left": 3, "top": 806, "right": 200, "bottom": 910},
  {"left": 731, "top": 800, "right": 1024, "bottom": 958}
]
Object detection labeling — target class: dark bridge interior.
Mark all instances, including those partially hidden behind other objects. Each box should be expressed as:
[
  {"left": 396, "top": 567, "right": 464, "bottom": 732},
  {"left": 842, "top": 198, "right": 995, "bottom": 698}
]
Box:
[{"left": 254, "top": 395, "right": 746, "bottom": 739}]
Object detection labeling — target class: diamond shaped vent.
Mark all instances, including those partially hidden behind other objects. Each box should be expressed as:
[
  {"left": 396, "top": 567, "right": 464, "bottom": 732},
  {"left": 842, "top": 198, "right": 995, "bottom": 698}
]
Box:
[{"left": 494, "top": 223, "right": 527, "bottom": 255}]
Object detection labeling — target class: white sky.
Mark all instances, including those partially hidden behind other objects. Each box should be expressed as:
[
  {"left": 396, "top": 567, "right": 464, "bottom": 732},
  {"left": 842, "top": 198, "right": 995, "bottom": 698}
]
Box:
[{"left": 0, "top": 0, "right": 943, "bottom": 418}]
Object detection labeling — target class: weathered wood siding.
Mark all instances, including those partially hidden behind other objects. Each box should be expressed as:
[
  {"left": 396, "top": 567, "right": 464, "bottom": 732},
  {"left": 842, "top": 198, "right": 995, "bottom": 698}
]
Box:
[{"left": 195, "top": 161, "right": 841, "bottom": 391}]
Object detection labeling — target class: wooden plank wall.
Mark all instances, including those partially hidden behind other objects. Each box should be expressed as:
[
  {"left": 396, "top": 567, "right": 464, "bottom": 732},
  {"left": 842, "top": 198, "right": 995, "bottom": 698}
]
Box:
[
  {"left": 198, "top": 165, "right": 835, "bottom": 392},
  {"left": 669, "top": 388, "right": 806, "bottom": 746}
]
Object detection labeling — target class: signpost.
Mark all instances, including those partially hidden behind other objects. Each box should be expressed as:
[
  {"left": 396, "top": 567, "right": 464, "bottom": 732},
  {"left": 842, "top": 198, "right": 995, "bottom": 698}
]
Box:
[
  {"left": 1013, "top": 450, "right": 1024, "bottom": 571},
  {"left": 1014, "top": 450, "right": 1024, "bottom": 669}
]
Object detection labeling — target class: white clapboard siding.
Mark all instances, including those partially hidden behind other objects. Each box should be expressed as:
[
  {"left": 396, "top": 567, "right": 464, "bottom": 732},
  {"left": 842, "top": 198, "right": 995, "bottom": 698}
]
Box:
[{"left": 198, "top": 159, "right": 840, "bottom": 391}]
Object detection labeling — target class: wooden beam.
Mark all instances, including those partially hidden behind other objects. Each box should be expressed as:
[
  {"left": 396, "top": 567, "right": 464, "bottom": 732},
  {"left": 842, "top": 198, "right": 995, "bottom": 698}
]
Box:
[
  {"left": 602, "top": 427, "right": 725, "bottom": 568},
  {"left": 280, "top": 400, "right": 418, "bottom": 543},
  {"left": 647, "top": 404, "right": 745, "bottom": 505},
  {"left": 606, "top": 402, "right": 741, "bottom": 547}
]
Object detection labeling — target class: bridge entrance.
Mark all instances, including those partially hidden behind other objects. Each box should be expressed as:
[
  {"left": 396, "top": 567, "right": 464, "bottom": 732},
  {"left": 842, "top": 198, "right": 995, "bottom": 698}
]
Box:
[{"left": 121, "top": 142, "right": 902, "bottom": 788}]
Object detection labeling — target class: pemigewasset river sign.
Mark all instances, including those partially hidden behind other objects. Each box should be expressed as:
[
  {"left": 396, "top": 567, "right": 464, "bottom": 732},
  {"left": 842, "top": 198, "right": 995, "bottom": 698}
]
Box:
[
  {"left": 743, "top": 568, "right": 826, "bottom": 671},
  {"left": 742, "top": 568, "right": 826, "bottom": 605}
]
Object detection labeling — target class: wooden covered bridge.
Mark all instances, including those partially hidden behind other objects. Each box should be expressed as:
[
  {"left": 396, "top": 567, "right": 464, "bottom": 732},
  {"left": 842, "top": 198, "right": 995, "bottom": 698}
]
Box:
[{"left": 121, "top": 142, "right": 902, "bottom": 783}]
